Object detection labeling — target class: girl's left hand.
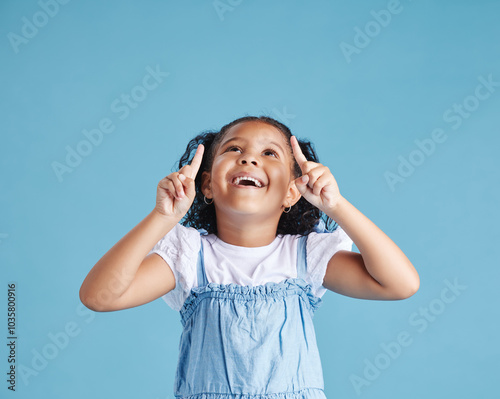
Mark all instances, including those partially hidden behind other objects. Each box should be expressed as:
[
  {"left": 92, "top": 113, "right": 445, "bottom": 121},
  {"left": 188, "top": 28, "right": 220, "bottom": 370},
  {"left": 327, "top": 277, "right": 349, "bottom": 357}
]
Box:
[{"left": 290, "top": 135, "right": 343, "bottom": 213}]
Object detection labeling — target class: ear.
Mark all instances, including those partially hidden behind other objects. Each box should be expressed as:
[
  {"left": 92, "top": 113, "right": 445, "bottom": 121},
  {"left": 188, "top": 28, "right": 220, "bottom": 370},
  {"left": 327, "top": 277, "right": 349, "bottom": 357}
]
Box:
[
  {"left": 284, "top": 178, "right": 302, "bottom": 208},
  {"left": 201, "top": 171, "right": 212, "bottom": 199}
]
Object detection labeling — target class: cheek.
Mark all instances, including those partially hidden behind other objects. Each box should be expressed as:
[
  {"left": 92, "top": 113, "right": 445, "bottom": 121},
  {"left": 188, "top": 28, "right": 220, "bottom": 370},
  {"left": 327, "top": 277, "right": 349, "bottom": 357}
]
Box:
[
  {"left": 211, "top": 157, "right": 224, "bottom": 173},
  {"left": 211, "top": 160, "right": 229, "bottom": 185},
  {"left": 269, "top": 167, "right": 291, "bottom": 189}
]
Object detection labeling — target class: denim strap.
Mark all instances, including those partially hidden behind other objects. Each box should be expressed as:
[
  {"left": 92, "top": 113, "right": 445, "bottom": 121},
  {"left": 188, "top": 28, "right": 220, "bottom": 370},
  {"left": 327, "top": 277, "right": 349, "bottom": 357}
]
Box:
[
  {"left": 296, "top": 235, "right": 308, "bottom": 280},
  {"left": 196, "top": 240, "right": 208, "bottom": 287}
]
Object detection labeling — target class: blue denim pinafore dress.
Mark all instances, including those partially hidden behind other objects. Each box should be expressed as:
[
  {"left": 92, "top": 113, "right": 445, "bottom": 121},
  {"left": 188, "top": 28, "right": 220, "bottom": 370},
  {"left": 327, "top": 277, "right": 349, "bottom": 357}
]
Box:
[{"left": 174, "top": 235, "right": 327, "bottom": 399}]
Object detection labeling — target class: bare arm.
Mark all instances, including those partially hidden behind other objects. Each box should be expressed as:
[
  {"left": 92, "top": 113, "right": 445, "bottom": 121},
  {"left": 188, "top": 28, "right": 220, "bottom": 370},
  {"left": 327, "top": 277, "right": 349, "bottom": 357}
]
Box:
[
  {"left": 79, "top": 210, "right": 180, "bottom": 312},
  {"left": 289, "top": 135, "right": 419, "bottom": 301},
  {"left": 323, "top": 197, "right": 420, "bottom": 300},
  {"left": 79, "top": 144, "right": 205, "bottom": 312}
]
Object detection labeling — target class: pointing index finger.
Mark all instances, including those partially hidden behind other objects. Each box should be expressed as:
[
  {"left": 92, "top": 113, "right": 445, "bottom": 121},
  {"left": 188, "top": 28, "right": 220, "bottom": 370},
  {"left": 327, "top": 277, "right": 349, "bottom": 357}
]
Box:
[
  {"left": 291, "top": 136, "right": 307, "bottom": 169},
  {"left": 186, "top": 144, "right": 204, "bottom": 179}
]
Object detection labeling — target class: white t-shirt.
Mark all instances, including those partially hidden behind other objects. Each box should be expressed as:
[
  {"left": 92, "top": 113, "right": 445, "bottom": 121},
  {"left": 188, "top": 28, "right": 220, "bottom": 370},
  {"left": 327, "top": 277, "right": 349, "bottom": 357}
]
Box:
[{"left": 148, "top": 222, "right": 354, "bottom": 311}]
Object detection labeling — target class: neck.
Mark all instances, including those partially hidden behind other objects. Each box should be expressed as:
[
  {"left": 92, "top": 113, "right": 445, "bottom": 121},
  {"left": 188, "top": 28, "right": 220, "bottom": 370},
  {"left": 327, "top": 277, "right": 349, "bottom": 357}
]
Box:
[{"left": 214, "top": 210, "right": 282, "bottom": 247}]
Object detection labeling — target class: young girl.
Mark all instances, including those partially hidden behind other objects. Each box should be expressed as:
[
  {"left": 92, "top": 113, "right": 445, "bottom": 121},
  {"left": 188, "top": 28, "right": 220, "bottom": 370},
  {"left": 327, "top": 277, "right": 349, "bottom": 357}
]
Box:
[{"left": 79, "top": 116, "right": 419, "bottom": 399}]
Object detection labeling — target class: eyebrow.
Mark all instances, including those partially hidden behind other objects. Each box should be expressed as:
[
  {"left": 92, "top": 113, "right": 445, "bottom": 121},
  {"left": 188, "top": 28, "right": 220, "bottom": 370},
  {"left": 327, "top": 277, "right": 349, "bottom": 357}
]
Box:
[{"left": 220, "top": 136, "right": 286, "bottom": 154}]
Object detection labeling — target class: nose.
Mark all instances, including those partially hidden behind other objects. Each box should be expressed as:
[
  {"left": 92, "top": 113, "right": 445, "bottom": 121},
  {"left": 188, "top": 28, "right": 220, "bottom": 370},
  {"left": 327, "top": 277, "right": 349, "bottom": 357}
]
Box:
[{"left": 238, "top": 152, "right": 258, "bottom": 166}]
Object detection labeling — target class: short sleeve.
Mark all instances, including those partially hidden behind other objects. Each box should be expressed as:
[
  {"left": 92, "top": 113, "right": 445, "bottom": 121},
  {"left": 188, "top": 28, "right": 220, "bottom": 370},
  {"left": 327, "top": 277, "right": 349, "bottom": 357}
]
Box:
[
  {"left": 306, "top": 220, "right": 354, "bottom": 298},
  {"left": 147, "top": 223, "right": 202, "bottom": 311}
]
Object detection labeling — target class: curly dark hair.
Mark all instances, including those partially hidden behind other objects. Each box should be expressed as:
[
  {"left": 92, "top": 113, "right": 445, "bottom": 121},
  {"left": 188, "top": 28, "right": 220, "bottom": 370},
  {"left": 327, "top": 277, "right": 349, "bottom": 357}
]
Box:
[{"left": 174, "top": 115, "right": 338, "bottom": 236}]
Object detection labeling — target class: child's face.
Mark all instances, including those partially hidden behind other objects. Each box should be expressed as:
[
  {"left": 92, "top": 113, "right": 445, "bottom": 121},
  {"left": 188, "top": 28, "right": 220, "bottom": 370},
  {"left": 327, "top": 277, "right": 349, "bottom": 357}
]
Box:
[{"left": 201, "top": 121, "right": 301, "bottom": 221}]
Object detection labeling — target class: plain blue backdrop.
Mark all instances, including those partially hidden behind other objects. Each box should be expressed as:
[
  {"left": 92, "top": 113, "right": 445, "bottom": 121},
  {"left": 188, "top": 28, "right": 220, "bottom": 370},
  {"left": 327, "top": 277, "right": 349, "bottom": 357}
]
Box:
[{"left": 1, "top": 0, "right": 499, "bottom": 398}]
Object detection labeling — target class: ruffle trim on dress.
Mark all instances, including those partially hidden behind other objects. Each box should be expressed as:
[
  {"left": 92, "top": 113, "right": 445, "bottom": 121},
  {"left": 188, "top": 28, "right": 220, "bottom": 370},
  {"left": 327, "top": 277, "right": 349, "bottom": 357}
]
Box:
[
  {"left": 179, "top": 278, "right": 322, "bottom": 325},
  {"left": 175, "top": 387, "right": 326, "bottom": 399}
]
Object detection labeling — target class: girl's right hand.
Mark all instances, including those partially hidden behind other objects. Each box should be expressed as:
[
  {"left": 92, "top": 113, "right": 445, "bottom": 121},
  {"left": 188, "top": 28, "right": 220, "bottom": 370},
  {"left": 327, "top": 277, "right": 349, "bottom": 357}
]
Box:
[{"left": 154, "top": 144, "right": 205, "bottom": 219}]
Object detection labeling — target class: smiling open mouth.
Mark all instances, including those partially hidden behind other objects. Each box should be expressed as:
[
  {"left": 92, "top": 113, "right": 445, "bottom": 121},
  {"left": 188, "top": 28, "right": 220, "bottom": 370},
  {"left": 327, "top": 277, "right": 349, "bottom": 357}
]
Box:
[{"left": 232, "top": 176, "right": 264, "bottom": 188}]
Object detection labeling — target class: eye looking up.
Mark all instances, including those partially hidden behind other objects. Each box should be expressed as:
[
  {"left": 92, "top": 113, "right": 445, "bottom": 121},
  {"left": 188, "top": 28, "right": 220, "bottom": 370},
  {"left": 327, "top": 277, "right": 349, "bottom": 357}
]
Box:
[{"left": 201, "top": 121, "right": 302, "bottom": 247}]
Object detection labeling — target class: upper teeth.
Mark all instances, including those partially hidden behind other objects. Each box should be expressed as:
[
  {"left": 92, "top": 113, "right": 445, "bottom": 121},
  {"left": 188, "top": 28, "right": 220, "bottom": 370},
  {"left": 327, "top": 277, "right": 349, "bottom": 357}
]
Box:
[{"left": 233, "top": 176, "right": 263, "bottom": 187}]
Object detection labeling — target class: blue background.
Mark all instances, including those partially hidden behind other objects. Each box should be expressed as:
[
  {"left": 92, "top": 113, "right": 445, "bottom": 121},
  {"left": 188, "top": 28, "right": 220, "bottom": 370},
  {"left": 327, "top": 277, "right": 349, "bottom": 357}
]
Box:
[{"left": 1, "top": 0, "right": 499, "bottom": 398}]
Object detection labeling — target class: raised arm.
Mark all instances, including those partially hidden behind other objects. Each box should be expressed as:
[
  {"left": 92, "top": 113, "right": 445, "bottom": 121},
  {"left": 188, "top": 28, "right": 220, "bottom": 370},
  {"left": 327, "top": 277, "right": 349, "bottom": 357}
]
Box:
[
  {"left": 79, "top": 144, "right": 204, "bottom": 311},
  {"left": 79, "top": 210, "right": 180, "bottom": 312},
  {"left": 290, "top": 136, "right": 419, "bottom": 300},
  {"left": 322, "top": 197, "right": 420, "bottom": 300}
]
